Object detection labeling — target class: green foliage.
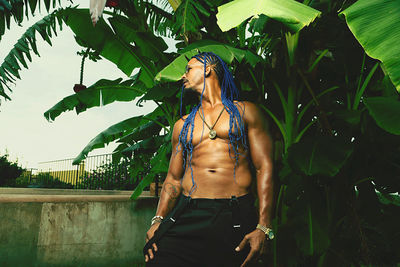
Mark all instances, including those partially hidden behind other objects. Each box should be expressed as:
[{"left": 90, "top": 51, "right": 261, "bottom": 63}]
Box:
[
  {"left": 286, "top": 136, "right": 353, "bottom": 177},
  {"left": 156, "top": 40, "right": 261, "bottom": 82},
  {"left": 44, "top": 77, "right": 146, "bottom": 121},
  {"left": 15, "top": 173, "right": 30, "bottom": 187},
  {"left": 364, "top": 96, "right": 400, "bottom": 135},
  {"left": 3, "top": 0, "right": 400, "bottom": 265},
  {"left": 62, "top": 8, "right": 167, "bottom": 87},
  {"left": 34, "top": 173, "right": 74, "bottom": 189},
  {"left": 0, "top": 7, "right": 65, "bottom": 100},
  {"left": 341, "top": 0, "right": 400, "bottom": 92},
  {"left": 78, "top": 159, "right": 137, "bottom": 190},
  {"left": 216, "top": 0, "right": 321, "bottom": 32},
  {"left": 171, "top": 0, "right": 210, "bottom": 36},
  {"left": 0, "top": 0, "right": 65, "bottom": 41},
  {"left": 72, "top": 106, "right": 168, "bottom": 165},
  {"left": 0, "top": 153, "right": 24, "bottom": 186}
]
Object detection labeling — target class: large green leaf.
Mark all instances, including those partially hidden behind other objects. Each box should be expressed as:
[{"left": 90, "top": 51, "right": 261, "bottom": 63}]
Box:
[
  {"left": 43, "top": 78, "right": 145, "bottom": 121},
  {"left": 216, "top": 0, "right": 321, "bottom": 33},
  {"left": 118, "top": 120, "right": 164, "bottom": 144},
  {"left": 122, "top": 135, "right": 167, "bottom": 154},
  {"left": 62, "top": 8, "right": 155, "bottom": 87},
  {"left": 72, "top": 116, "right": 143, "bottom": 165},
  {"left": 287, "top": 136, "right": 354, "bottom": 177},
  {"left": 180, "top": 40, "right": 261, "bottom": 67},
  {"left": 155, "top": 41, "right": 262, "bottom": 82},
  {"left": 140, "top": 83, "right": 178, "bottom": 101},
  {"left": 364, "top": 97, "right": 400, "bottom": 135},
  {"left": 172, "top": 0, "right": 210, "bottom": 35},
  {"left": 376, "top": 191, "right": 400, "bottom": 207},
  {"left": 341, "top": 0, "right": 400, "bottom": 92},
  {"left": 72, "top": 107, "right": 165, "bottom": 165},
  {"left": 130, "top": 142, "right": 171, "bottom": 200},
  {"left": 108, "top": 15, "right": 168, "bottom": 63}
]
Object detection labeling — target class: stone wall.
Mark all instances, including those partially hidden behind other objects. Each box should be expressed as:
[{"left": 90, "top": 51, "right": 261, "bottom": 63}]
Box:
[{"left": 0, "top": 188, "right": 157, "bottom": 266}]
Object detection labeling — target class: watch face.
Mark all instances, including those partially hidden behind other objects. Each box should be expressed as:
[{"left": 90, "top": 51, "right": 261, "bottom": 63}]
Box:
[{"left": 268, "top": 231, "right": 275, "bottom": 240}]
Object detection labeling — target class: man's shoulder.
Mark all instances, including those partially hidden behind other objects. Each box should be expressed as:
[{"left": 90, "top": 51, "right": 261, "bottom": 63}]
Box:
[
  {"left": 172, "top": 115, "right": 189, "bottom": 135},
  {"left": 233, "top": 100, "right": 257, "bottom": 108},
  {"left": 233, "top": 101, "right": 260, "bottom": 118},
  {"left": 174, "top": 114, "right": 189, "bottom": 126}
]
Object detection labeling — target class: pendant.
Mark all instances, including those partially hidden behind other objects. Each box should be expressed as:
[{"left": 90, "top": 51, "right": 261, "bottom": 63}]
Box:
[{"left": 209, "top": 129, "right": 217, "bottom": 139}]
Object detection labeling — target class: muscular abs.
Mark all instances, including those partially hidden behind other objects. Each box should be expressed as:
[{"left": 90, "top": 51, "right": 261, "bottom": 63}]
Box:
[{"left": 180, "top": 105, "right": 253, "bottom": 198}]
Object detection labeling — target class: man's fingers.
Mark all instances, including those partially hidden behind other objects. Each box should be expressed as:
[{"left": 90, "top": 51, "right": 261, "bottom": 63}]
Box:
[
  {"left": 148, "top": 248, "right": 154, "bottom": 259},
  {"left": 235, "top": 235, "right": 249, "bottom": 251},
  {"left": 144, "top": 244, "right": 157, "bottom": 262},
  {"left": 240, "top": 249, "right": 257, "bottom": 267}
]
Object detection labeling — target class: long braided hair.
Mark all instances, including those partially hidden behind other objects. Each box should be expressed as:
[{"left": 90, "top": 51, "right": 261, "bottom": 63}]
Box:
[{"left": 177, "top": 52, "right": 247, "bottom": 196}]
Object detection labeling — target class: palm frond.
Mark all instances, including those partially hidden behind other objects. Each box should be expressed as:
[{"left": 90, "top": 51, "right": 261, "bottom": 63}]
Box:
[
  {"left": 0, "top": 0, "right": 68, "bottom": 41},
  {"left": 140, "top": 1, "right": 173, "bottom": 37},
  {"left": 0, "top": 7, "right": 67, "bottom": 101},
  {"left": 172, "top": 0, "right": 210, "bottom": 36}
]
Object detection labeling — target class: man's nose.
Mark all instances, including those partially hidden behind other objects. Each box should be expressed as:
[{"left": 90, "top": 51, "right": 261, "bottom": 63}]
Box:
[{"left": 181, "top": 73, "right": 186, "bottom": 80}]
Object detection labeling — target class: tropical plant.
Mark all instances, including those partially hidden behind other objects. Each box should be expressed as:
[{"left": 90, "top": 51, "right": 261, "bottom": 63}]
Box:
[
  {"left": 78, "top": 158, "right": 142, "bottom": 190},
  {"left": 0, "top": 152, "right": 24, "bottom": 186},
  {"left": 1, "top": 0, "right": 400, "bottom": 265},
  {"left": 33, "top": 172, "right": 74, "bottom": 188}
]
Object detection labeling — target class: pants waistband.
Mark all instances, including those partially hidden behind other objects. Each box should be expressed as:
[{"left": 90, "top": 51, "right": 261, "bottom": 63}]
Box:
[{"left": 180, "top": 193, "right": 254, "bottom": 209}]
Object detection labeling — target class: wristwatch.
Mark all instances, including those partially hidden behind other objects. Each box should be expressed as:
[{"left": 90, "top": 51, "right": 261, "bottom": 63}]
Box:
[{"left": 256, "top": 224, "right": 275, "bottom": 240}]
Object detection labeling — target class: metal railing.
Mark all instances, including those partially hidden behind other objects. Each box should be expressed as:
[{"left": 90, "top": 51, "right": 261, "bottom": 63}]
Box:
[{"left": 35, "top": 153, "right": 143, "bottom": 190}]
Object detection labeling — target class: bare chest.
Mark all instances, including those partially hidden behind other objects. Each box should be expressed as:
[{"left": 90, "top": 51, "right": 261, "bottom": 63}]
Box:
[{"left": 189, "top": 112, "right": 244, "bottom": 147}]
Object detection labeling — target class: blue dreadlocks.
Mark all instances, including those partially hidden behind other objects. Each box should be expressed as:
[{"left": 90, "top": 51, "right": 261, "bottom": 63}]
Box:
[{"left": 177, "top": 52, "right": 247, "bottom": 196}]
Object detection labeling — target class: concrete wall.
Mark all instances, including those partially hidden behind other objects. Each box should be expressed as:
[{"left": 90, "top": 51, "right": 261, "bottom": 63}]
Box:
[{"left": 0, "top": 188, "right": 157, "bottom": 267}]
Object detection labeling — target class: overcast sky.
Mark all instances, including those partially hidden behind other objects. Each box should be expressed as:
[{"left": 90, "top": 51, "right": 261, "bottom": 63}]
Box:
[{"left": 0, "top": 3, "right": 169, "bottom": 169}]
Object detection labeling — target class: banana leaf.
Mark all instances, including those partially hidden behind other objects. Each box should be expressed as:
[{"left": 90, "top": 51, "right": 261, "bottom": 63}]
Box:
[
  {"left": 216, "top": 0, "right": 321, "bottom": 32},
  {"left": 130, "top": 142, "right": 171, "bottom": 200},
  {"left": 287, "top": 136, "right": 353, "bottom": 177},
  {"left": 108, "top": 15, "right": 168, "bottom": 63},
  {"left": 376, "top": 192, "right": 400, "bottom": 207},
  {"left": 364, "top": 97, "right": 400, "bottom": 135},
  {"left": 72, "top": 106, "right": 164, "bottom": 165},
  {"left": 171, "top": 0, "right": 210, "bottom": 35},
  {"left": 122, "top": 135, "right": 167, "bottom": 155},
  {"left": 43, "top": 78, "right": 146, "bottom": 121},
  {"left": 155, "top": 41, "right": 262, "bottom": 82},
  {"left": 139, "top": 83, "right": 178, "bottom": 101},
  {"left": 341, "top": 0, "right": 400, "bottom": 92},
  {"left": 61, "top": 8, "right": 156, "bottom": 87},
  {"left": 118, "top": 120, "right": 165, "bottom": 144}
]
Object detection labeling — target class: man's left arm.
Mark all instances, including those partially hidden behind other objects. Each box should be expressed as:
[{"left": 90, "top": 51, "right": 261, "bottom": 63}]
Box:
[{"left": 236, "top": 102, "right": 274, "bottom": 267}]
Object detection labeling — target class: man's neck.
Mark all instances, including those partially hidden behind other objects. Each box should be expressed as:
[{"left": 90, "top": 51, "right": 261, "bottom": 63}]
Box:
[{"left": 197, "top": 82, "right": 222, "bottom": 109}]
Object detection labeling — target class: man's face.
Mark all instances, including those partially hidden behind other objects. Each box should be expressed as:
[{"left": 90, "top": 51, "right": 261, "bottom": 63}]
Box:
[{"left": 181, "top": 58, "right": 206, "bottom": 92}]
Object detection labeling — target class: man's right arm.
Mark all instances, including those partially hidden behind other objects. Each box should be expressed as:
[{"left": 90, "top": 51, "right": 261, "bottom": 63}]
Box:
[
  {"left": 153, "top": 118, "right": 185, "bottom": 219},
  {"left": 145, "top": 119, "right": 185, "bottom": 262}
]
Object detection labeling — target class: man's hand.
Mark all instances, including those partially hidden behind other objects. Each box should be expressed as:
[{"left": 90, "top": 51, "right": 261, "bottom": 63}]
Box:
[
  {"left": 235, "top": 229, "right": 267, "bottom": 267},
  {"left": 145, "top": 222, "right": 161, "bottom": 262}
]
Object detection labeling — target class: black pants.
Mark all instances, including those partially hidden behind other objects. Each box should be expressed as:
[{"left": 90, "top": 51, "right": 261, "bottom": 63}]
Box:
[{"left": 144, "top": 194, "right": 257, "bottom": 267}]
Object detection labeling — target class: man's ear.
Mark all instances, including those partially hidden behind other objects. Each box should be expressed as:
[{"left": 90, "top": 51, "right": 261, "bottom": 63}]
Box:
[{"left": 205, "top": 66, "right": 211, "bottom": 77}]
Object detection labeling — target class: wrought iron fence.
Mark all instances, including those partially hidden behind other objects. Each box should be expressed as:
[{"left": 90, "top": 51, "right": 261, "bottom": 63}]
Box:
[{"left": 35, "top": 153, "right": 143, "bottom": 190}]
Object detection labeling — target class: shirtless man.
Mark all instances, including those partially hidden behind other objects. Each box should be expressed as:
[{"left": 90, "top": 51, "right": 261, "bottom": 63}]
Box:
[{"left": 143, "top": 52, "right": 274, "bottom": 267}]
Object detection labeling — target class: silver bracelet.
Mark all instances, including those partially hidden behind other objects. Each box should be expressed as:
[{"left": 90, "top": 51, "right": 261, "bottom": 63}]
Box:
[{"left": 151, "top": 215, "right": 164, "bottom": 225}]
